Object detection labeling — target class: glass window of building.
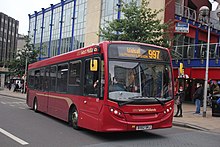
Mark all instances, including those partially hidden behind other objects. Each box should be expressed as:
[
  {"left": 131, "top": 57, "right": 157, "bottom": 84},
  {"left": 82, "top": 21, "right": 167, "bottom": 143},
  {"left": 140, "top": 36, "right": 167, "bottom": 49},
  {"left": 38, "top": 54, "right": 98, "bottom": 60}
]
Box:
[
  {"left": 173, "top": 34, "right": 195, "bottom": 59},
  {"left": 100, "top": 0, "right": 141, "bottom": 41}
]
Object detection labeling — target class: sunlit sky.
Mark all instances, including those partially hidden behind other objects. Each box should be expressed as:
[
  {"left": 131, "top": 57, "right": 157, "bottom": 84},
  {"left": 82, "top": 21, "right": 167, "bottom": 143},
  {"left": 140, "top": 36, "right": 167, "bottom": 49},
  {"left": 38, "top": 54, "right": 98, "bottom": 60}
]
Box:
[
  {"left": 0, "top": 0, "right": 60, "bottom": 35},
  {"left": 0, "top": 0, "right": 218, "bottom": 35}
]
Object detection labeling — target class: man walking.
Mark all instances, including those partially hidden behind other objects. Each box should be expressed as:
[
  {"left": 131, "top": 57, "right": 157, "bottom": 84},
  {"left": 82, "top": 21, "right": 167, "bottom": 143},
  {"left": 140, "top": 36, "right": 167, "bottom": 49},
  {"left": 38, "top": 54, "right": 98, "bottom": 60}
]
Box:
[{"left": 193, "top": 83, "right": 203, "bottom": 114}]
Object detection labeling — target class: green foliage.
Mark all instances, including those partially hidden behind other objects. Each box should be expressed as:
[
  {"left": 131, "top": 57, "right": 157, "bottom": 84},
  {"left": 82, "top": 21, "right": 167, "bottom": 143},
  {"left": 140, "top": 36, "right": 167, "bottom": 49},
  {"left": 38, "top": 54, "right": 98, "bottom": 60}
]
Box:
[
  {"left": 99, "top": 0, "right": 172, "bottom": 47},
  {"left": 8, "top": 36, "right": 40, "bottom": 76}
]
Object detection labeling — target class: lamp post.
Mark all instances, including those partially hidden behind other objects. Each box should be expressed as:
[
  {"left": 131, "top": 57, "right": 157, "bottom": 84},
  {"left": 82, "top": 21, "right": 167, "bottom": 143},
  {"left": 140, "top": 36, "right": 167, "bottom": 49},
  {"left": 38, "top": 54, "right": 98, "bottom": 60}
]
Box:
[
  {"left": 23, "top": 50, "right": 32, "bottom": 93},
  {"left": 199, "top": 6, "right": 210, "bottom": 117},
  {"left": 23, "top": 56, "right": 28, "bottom": 93}
]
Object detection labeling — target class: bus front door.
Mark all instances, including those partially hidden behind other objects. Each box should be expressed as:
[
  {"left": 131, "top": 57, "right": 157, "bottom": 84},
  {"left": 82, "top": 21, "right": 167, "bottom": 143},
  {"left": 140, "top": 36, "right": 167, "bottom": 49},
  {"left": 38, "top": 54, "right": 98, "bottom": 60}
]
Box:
[{"left": 79, "top": 96, "right": 103, "bottom": 130}]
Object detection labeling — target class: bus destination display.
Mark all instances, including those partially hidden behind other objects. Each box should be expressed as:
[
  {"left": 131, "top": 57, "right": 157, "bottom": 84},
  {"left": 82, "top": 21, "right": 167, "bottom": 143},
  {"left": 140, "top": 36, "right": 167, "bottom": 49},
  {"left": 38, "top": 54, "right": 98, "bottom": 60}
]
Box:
[{"left": 108, "top": 44, "right": 169, "bottom": 61}]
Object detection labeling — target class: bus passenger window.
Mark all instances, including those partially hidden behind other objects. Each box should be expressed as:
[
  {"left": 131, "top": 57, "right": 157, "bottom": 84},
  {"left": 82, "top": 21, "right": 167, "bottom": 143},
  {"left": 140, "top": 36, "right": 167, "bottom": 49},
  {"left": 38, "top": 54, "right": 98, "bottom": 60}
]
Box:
[
  {"left": 68, "top": 61, "right": 81, "bottom": 95},
  {"left": 57, "top": 64, "right": 68, "bottom": 93},
  {"left": 50, "top": 66, "right": 57, "bottom": 92},
  {"left": 45, "top": 67, "right": 50, "bottom": 91},
  {"left": 34, "top": 70, "right": 40, "bottom": 90},
  {"left": 84, "top": 58, "right": 100, "bottom": 97},
  {"left": 28, "top": 70, "right": 35, "bottom": 89},
  {"left": 40, "top": 68, "right": 45, "bottom": 91}
]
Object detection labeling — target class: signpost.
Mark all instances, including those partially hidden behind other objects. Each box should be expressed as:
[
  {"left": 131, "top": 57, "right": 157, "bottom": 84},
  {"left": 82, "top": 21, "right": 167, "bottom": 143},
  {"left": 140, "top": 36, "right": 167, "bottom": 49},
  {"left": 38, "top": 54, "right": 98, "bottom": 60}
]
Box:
[{"left": 175, "top": 22, "right": 189, "bottom": 33}]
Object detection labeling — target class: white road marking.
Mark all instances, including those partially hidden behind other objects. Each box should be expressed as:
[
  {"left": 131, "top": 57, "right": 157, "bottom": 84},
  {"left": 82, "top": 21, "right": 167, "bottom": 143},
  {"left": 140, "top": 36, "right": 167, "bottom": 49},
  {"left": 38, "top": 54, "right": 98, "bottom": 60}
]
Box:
[
  {"left": 2, "top": 102, "right": 25, "bottom": 104},
  {"left": 0, "top": 128, "right": 29, "bottom": 145},
  {"left": 1, "top": 101, "right": 26, "bottom": 109},
  {"left": 1, "top": 101, "right": 6, "bottom": 104},
  {"left": 0, "top": 96, "right": 26, "bottom": 102},
  {"left": 10, "top": 102, "right": 25, "bottom": 104}
]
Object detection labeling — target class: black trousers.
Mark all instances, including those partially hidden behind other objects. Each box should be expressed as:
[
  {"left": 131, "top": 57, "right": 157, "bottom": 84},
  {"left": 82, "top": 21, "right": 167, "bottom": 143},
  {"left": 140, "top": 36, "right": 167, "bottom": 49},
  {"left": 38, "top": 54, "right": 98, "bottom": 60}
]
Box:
[{"left": 175, "top": 104, "right": 182, "bottom": 116}]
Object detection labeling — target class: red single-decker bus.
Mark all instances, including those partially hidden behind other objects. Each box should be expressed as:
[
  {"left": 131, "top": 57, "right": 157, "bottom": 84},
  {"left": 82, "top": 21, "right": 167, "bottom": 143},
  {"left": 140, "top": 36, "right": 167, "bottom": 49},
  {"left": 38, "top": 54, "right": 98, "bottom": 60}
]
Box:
[{"left": 27, "top": 41, "right": 174, "bottom": 132}]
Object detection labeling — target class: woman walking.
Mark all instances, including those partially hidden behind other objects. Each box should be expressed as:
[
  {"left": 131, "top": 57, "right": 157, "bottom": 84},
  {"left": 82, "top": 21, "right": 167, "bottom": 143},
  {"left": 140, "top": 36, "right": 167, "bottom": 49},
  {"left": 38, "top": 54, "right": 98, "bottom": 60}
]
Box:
[{"left": 174, "top": 86, "right": 184, "bottom": 117}]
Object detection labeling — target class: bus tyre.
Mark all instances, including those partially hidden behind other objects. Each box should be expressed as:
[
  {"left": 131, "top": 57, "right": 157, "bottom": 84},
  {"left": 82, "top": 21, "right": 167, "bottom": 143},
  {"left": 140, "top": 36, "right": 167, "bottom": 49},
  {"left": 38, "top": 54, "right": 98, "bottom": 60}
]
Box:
[
  {"left": 70, "top": 107, "right": 79, "bottom": 130},
  {"left": 33, "top": 99, "right": 38, "bottom": 112}
]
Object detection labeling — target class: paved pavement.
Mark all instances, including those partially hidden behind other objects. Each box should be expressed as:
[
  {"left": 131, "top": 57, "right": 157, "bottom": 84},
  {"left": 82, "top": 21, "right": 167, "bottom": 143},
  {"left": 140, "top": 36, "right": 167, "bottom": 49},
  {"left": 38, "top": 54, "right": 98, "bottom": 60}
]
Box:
[
  {"left": 173, "top": 103, "right": 220, "bottom": 134},
  {"left": 0, "top": 88, "right": 219, "bottom": 133},
  {"left": 0, "top": 88, "right": 26, "bottom": 100}
]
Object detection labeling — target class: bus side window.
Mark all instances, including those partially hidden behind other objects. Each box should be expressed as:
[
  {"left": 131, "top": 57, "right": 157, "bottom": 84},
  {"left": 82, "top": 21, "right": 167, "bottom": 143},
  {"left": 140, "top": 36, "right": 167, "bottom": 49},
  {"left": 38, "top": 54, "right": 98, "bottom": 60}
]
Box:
[
  {"left": 50, "top": 66, "right": 57, "bottom": 92},
  {"left": 34, "top": 70, "right": 40, "bottom": 90},
  {"left": 28, "top": 70, "right": 35, "bottom": 89},
  {"left": 45, "top": 67, "right": 50, "bottom": 91},
  {"left": 68, "top": 60, "right": 81, "bottom": 95},
  {"left": 84, "top": 58, "right": 100, "bottom": 97},
  {"left": 40, "top": 68, "right": 45, "bottom": 91},
  {"left": 57, "top": 63, "right": 68, "bottom": 93}
]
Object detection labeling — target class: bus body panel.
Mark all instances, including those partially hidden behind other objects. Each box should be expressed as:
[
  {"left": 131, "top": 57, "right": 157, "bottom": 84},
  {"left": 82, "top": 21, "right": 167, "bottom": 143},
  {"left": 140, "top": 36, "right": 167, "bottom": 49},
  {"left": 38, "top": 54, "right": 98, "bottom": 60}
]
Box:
[
  {"left": 27, "top": 89, "right": 35, "bottom": 108},
  {"left": 77, "top": 96, "right": 104, "bottom": 130},
  {"left": 99, "top": 100, "right": 174, "bottom": 132},
  {"left": 121, "top": 103, "right": 173, "bottom": 122},
  {"left": 47, "top": 92, "right": 71, "bottom": 121},
  {"left": 36, "top": 91, "right": 48, "bottom": 113}
]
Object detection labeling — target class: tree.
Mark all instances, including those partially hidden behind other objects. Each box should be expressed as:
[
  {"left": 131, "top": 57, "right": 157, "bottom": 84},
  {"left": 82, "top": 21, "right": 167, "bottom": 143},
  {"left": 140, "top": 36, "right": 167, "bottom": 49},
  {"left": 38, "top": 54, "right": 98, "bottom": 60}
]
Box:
[
  {"left": 99, "top": 0, "right": 172, "bottom": 47},
  {"left": 8, "top": 36, "right": 40, "bottom": 77}
]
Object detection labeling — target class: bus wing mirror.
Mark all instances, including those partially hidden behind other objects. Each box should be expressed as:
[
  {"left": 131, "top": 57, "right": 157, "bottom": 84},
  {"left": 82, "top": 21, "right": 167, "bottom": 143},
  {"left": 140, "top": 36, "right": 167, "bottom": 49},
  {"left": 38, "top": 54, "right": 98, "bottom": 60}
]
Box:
[{"left": 90, "top": 59, "right": 98, "bottom": 71}]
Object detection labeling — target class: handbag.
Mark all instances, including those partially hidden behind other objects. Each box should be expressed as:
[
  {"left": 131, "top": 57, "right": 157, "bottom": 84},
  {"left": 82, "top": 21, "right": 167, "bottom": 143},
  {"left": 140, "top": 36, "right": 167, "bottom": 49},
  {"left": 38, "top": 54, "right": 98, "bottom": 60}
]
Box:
[{"left": 175, "top": 96, "right": 181, "bottom": 105}]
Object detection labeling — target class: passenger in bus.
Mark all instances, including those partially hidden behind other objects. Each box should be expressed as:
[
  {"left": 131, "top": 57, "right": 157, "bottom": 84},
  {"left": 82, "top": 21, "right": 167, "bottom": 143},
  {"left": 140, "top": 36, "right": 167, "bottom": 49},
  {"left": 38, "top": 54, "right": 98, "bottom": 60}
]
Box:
[
  {"left": 127, "top": 71, "right": 138, "bottom": 92},
  {"left": 93, "top": 80, "right": 99, "bottom": 88}
]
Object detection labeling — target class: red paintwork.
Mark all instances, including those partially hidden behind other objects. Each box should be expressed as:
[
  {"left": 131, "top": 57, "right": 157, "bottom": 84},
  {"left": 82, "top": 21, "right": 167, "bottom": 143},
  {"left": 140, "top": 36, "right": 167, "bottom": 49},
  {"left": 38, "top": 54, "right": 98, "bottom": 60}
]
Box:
[
  {"left": 27, "top": 41, "right": 174, "bottom": 132},
  {"left": 173, "top": 67, "right": 220, "bottom": 80}
]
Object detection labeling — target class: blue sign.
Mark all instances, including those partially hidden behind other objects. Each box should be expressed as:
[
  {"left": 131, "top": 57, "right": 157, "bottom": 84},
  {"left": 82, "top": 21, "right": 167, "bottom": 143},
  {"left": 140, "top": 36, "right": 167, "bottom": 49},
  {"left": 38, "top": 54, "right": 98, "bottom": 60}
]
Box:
[{"left": 175, "top": 22, "right": 189, "bottom": 33}]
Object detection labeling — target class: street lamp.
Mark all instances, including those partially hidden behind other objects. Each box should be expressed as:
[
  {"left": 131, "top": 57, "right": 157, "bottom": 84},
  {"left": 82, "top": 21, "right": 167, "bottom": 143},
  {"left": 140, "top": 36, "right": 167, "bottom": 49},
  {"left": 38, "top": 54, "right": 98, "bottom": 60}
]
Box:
[
  {"left": 23, "top": 50, "right": 32, "bottom": 93},
  {"left": 199, "top": 6, "right": 210, "bottom": 117}
]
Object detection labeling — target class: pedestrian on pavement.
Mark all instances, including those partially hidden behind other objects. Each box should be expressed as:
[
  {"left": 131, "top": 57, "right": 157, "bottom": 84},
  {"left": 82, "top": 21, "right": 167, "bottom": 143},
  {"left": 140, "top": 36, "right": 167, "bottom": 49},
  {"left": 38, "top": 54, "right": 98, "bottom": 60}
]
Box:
[
  {"left": 212, "top": 80, "right": 220, "bottom": 95},
  {"left": 193, "top": 83, "right": 203, "bottom": 114},
  {"left": 174, "top": 86, "right": 184, "bottom": 117}
]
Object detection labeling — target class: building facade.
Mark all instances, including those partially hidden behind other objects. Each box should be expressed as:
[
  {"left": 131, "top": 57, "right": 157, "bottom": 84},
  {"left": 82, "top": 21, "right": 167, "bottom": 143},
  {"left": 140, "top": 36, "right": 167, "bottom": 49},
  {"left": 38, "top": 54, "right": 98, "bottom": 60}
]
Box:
[
  {"left": 17, "top": 34, "right": 26, "bottom": 50},
  {"left": 170, "top": 0, "right": 220, "bottom": 80},
  {"left": 0, "top": 12, "right": 19, "bottom": 67},
  {"left": 167, "top": 0, "right": 220, "bottom": 101},
  {"left": 0, "top": 12, "right": 19, "bottom": 88},
  {"left": 28, "top": 0, "right": 143, "bottom": 60}
]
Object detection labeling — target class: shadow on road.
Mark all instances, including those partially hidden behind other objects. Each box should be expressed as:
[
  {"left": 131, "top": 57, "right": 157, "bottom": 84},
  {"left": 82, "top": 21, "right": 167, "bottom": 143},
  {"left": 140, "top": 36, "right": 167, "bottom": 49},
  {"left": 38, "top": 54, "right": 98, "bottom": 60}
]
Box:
[
  {"left": 30, "top": 109, "right": 166, "bottom": 142},
  {"left": 79, "top": 129, "right": 166, "bottom": 141}
]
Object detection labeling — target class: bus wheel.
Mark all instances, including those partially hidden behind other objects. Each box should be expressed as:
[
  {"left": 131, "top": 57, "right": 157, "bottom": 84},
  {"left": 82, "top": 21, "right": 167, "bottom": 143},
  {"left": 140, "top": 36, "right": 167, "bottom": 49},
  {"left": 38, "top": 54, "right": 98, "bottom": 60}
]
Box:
[
  {"left": 33, "top": 98, "right": 38, "bottom": 112},
  {"left": 70, "top": 107, "right": 79, "bottom": 130}
]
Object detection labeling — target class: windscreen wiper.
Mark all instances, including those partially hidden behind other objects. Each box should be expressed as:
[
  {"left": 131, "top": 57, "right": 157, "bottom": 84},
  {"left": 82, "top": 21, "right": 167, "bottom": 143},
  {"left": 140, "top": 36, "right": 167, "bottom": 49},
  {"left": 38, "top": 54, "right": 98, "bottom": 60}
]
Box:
[
  {"left": 118, "top": 96, "right": 165, "bottom": 107},
  {"left": 118, "top": 96, "right": 144, "bottom": 107},
  {"left": 152, "top": 97, "right": 165, "bottom": 106}
]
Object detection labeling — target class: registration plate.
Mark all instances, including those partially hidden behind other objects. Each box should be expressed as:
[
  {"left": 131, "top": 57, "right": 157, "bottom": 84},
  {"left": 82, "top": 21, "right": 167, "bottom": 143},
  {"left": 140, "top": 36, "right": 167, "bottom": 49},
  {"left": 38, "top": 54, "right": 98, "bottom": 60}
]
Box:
[{"left": 136, "top": 125, "right": 152, "bottom": 130}]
